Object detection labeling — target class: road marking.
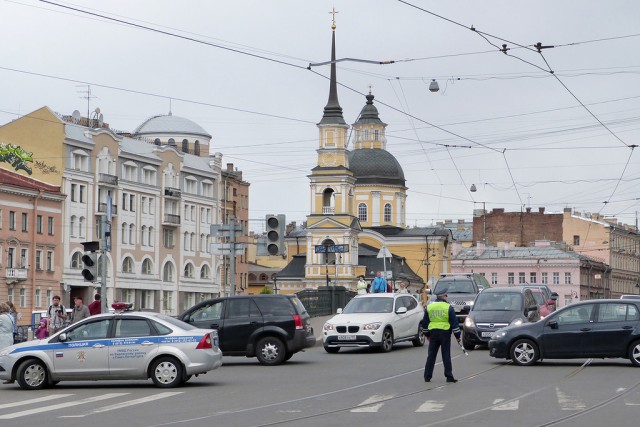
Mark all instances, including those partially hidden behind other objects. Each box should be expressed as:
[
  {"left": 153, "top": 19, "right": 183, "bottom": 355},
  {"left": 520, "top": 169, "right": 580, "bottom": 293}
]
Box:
[
  {"left": 416, "top": 400, "right": 446, "bottom": 412},
  {"left": 0, "top": 394, "right": 74, "bottom": 410},
  {"left": 491, "top": 398, "right": 519, "bottom": 411},
  {"left": 351, "top": 394, "right": 395, "bottom": 412},
  {"left": 0, "top": 393, "right": 128, "bottom": 420},
  {"left": 556, "top": 387, "right": 585, "bottom": 411},
  {"left": 60, "top": 392, "right": 183, "bottom": 418}
]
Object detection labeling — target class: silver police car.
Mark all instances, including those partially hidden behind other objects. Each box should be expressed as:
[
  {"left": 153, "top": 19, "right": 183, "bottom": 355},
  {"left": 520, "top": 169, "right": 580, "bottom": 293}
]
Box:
[{"left": 0, "top": 310, "right": 222, "bottom": 390}]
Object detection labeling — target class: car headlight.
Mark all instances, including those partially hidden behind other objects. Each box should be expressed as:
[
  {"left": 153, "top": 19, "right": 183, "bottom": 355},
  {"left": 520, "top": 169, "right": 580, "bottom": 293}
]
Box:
[
  {"left": 494, "top": 330, "right": 507, "bottom": 339},
  {"left": 510, "top": 318, "right": 523, "bottom": 326},
  {"left": 464, "top": 317, "right": 476, "bottom": 328},
  {"left": 323, "top": 323, "right": 334, "bottom": 331},
  {"left": 363, "top": 322, "right": 382, "bottom": 331}
]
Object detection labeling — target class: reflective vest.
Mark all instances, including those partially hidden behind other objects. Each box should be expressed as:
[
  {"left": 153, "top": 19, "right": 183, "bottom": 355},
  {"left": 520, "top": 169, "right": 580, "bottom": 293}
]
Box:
[{"left": 427, "top": 301, "right": 451, "bottom": 331}]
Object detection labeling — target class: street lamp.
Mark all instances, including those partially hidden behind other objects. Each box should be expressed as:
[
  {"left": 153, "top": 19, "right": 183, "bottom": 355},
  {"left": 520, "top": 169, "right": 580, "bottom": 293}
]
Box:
[{"left": 470, "top": 184, "right": 487, "bottom": 243}]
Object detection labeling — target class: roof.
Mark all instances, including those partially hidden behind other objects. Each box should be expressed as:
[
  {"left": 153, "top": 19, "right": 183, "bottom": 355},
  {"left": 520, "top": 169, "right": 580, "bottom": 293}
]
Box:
[
  {"left": 452, "top": 245, "right": 600, "bottom": 263},
  {"left": 133, "top": 114, "right": 212, "bottom": 139},
  {"left": 348, "top": 149, "right": 405, "bottom": 186},
  {"left": 353, "top": 94, "right": 386, "bottom": 126},
  {"left": 366, "top": 226, "right": 452, "bottom": 238}
]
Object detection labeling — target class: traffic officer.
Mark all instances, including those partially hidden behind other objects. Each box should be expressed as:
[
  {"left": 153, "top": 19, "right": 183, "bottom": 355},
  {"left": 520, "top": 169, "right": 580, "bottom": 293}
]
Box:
[{"left": 422, "top": 288, "right": 461, "bottom": 383}]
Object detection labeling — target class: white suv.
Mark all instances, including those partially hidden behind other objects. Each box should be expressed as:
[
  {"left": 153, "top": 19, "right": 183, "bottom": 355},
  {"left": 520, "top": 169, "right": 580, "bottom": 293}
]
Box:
[{"left": 322, "top": 293, "right": 425, "bottom": 353}]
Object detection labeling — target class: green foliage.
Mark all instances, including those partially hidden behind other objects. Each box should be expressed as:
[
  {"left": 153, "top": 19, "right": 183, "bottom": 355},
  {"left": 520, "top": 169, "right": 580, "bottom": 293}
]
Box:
[{"left": 259, "top": 287, "right": 273, "bottom": 294}]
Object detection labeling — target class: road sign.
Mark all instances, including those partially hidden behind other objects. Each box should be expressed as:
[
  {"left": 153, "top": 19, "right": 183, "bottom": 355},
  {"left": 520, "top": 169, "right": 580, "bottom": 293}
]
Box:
[
  {"left": 211, "top": 243, "right": 245, "bottom": 255},
  {"left": 377, "top": 246, "right": 392, "bottom": 258},
  {"left": 314, "top": 244, "right": 349, "bottom": 253}
]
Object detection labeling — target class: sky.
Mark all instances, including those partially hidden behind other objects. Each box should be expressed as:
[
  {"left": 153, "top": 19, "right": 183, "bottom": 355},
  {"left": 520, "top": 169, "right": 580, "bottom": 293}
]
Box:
[{"left": 2, "top": 0, "right": 640, "bottom": 233}]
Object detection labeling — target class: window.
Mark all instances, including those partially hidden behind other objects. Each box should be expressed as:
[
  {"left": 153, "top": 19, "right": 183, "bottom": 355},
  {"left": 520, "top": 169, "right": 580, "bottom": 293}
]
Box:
[
  {"left": 8, "top": 248, "right": 15, "bottom": 268},
  {"left": 148, "top": 227, "right": 154, "bottom": 247},
  {"left": 115, "top": 319, "right": 151, "bottom": 338},
  {"left": 573, "top": 235, "right": 580, "bottom": 246},
  {"left": 188, "top": 301, "right": 223, "bottom": 322},
  {"left": 491, "top": 272, "right": 498, "bottom": 285},
  {"left": 202, "top": 182, "right": 213, "bottom": 198},
  {"left": 79, "top": 217, "right": 85, "bottom": 237},
  {"left": 141, "top": 196, "right": 147, "bottom": 214},
  {"left": 191, "top": 232, "right": 195, "bottom": 251},
  {"left": 162, "top": 291, "right": 172, "bottom": 311},
  {"left": 226, "top": 298, "right": 259, "bottom": 319},
  {"left": 541, "top": 272, "right": 548, "bottom": 284},
  {"left": 9, "top": 211, "right": 15, "bottom": 230},
  {"left": 181, "top": 139, "right": 188, "bottom": 153},
  {"left": 129, "top": 224, "right": 135, "bottom": 245},
  {"left": 72, "top": 152, "right": 88, "bottom": 171},
  {"left": 0, "top": 209, "right": 2, "bottom": 229},
  {"left": 564, "top": 272, "right": 572, "bottom": 284},
  {"left": 123, "top": 163, "right": 137, "bottom": 181},
  {"left": 35, "top": 250, "right": 43, "bottom": 271},
  {"left": 507, "top": 272, "right": 515, "bottom": 285},
  {"left": 122, "top": 193, "right": 128, "bottom": 211},
  {"left": 374, "top": 129, "right": 379, "bottom": 141},
  {"left": 71, "top": 252, "right": 82, "bottom": 269},
  {"left": 67, "top": 319, "right": 110, "bottom": 341},
  {"left": 7, "top": 287, "right": 13, "bottom": 303},
  {"left": 530, "top": 272, "right": 537, "bottom": 283},
  {"left": 71, "top": 183, "right": 77, "bottom": 202},
  {"left": 358, "top": 203, "right": 368, "bottom": 222},
  {"left": 70, "top": 216, "right": 76, "bottom": 237},
  {"left": 364, "top": 129, "right": 370, "bottom": 140},
  {"left": 143, "top": 168, "right": 156, "bottom": 185},
  {"left": 20, "top": 249, "right": 27, "bottom": 268},
  {"left": 148, "top": 197, "right": 155, "bottom": 215},
  {"left": 518, "top": 272, "right": 526, "bottom": 284},
  {"left": 184, "top": 263, "right": 194, "bottom": 278},
  {"left": 35, "top": 288, "right": 42, "bottom": 308},
  {"left": 121, "top": 223, "right": 128, "bottom": 244},
  {"left": 553, "top": 272, "right": 560, "bottom": 284},
  {"left": 163, "top": 262, "right": 174, "bottom": 282},
  {"left": 19, "top": 288, "right": 26, "bottom": 308},
  {"left": 556, "top": 304, "right": 595, "bottom": 325},
  {"left": 598, "top": 303, "right": 639, "bottom": 322},
  {"left": 184, "top": 232, "right": 189, "bottom": 249},
  {"left": 142, "top": 259, "right": 152, "bottom": 275},
  {"left": 384, "top": 203, "right": 392, "bottom": 222},
  {"left": 194, "top": 140, "right": 200, "bottom": 156},
  {"left": 164, "top": 229, "right": 174, "bottom": 248},
  {"left": 142, "top": 291, "right": 153, "bottom": 310},
  {"left": 46, "top": 251, "right": 53, "bottom": 271},
  {"left": 200, "top": 264, "right": 210, "bottom": 279},
  {"left": 154, "top": 138, "right": 161, "bottom": 146},
  {"left": 122, "top": 257, "right": 134, "bottom": 273},
  {"left": 47, "top": 217, "right": 54, "bottom": 235},
  {"left": 129, "top": 194, "right": 136, "bottom": 212},
  {"left": 141, "top": 225, "right": 147, "bottom": 246},
  {"left": 21, "top": 213, "right": 28, "bottom": 232},
  {"left": 122, "top": 289, "right": 134, "bottom": 304},
  {"left": 79, "top": 185, "right": 85, "bottom": 203}
]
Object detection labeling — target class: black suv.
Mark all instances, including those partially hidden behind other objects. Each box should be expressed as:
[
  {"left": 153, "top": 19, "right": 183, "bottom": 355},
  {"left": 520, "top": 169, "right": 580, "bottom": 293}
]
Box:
[
  {"left": 429, "top": 273, "right": 490, "bottom": 323},
  {"left": 178, "top": 295, "right": 315, "bottom": 366}
]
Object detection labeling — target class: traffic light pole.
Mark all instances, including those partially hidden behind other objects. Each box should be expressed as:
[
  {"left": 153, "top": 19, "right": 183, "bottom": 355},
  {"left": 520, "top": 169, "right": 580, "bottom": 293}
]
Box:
[{"left": 100, "top": 215, "right": 109, "bottom": 313}]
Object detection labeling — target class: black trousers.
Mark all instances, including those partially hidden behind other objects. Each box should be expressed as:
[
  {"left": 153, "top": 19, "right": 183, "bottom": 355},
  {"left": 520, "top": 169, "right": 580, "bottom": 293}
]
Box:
[{"left": 424, "top": 329, "right": 454, "bottom": 380}]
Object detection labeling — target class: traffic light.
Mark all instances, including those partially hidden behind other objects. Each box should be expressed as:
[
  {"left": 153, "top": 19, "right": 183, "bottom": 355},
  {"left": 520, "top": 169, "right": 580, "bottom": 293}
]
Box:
[
  {"left": 265, "top": 214, "right": 285, "bottom": 256},
  {"left": 81, "top": 252, "right": 98, "bottom": 282}
]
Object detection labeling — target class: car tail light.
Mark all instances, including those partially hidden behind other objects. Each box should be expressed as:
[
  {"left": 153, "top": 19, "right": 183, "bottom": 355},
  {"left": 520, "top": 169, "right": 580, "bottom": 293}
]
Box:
[
  {"left": 196, "top": 333, "right": 213, "bottom": 349},
  {"left": 293, "top": 314, "right": 303, "bottom": 330}
]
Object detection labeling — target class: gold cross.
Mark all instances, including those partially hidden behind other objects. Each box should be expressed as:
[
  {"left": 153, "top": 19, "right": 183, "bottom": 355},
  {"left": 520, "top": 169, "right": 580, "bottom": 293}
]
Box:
[{"left": 329, "top": 7, "right": 338, "bottom": 29}]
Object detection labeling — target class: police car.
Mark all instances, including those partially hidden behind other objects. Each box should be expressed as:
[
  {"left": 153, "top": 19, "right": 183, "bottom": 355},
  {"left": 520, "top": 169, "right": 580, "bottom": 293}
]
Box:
[{"left": 0, "top": 305, "right": 222, "bottom": 390}]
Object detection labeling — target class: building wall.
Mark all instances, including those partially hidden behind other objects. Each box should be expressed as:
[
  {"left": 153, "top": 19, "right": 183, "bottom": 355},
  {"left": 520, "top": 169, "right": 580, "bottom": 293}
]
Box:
[{"left": 473, "top": 208, "right": 563, "bottom": 247}]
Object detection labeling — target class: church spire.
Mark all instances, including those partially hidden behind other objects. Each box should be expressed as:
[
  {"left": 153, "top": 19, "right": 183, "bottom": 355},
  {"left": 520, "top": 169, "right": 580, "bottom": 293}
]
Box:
[{"left": 319, "top": 10, "right": 346, "bottom": 126}]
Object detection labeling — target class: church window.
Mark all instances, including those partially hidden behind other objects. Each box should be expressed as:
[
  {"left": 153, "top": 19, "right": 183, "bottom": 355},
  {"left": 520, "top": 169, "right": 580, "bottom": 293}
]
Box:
[
  {"left": 384, "top": 203, "right": 392, "bottom": 222},
  {"left": 154, "top": 138, "right": 161, "bottom": 146},
  {"left": 358, "top": 203, "right": 368, "bottom": 222},
  {"left": 322, "top": 188, "right": 335, "bottom": 214},
  {"left": 194, "top": 140, "right": 200, "bottom": 156},
  {"left": 182, "top": 139, "right": 188, "bottom": 153},
  {"left": 355, "top": 130, "right": 361, "bottom": 141},
  {"left": 374, "top": 129, "right": 379, "bottom": 141},
  {"left": 168, "top": 138, "right": 176, "bottom": 146},
  {"left": 364, "top": 129, "right": 370, "bottom": 140}
]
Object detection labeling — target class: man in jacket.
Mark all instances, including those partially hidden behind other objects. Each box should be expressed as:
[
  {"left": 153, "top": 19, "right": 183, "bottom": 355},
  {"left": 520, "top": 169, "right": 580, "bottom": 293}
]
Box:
[
  {"left": 70, "top": 296, "right": 90, "bottom": 324},
  {"left": 422, "top": 289, "right": 461, "bottom": 383},
  {"left": 371, "top": 271, "right": 388, "bottom": 293}
]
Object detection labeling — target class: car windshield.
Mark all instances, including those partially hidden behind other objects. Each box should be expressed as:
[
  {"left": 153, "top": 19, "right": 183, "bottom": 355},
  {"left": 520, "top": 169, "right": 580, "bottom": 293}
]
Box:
[
  {"left": 435, "top": 280, "right": 475, "bottom": 294},
  {"left": 474, "top": 293, "right": 523, "bottom": 311},
  {"left": 343, "top": 297, "right": 394, "bottom": 314}
]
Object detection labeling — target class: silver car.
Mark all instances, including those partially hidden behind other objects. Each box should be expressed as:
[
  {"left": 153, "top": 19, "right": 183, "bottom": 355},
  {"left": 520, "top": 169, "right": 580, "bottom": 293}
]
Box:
[{"left": 0, "top": 311, "right": 222, "bottom": 390}]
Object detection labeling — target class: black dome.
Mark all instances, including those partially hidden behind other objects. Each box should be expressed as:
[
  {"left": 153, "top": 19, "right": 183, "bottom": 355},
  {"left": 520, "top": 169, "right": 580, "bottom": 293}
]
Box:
[{"left": 348, "top": 149, "right": 405, "bottom": 186}]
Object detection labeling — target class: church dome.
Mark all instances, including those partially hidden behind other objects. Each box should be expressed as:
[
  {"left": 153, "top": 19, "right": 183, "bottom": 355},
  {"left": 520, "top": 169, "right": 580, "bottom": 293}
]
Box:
[
  {"left": 348, "top": 148, "right": 406, "bottom": 187},
  {"left": 133, "top": 114, "right": 211, "bottom": 139}
]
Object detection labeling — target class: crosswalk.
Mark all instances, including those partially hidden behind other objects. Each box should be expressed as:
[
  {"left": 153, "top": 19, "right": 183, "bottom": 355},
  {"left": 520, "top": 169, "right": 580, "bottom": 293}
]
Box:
[{"left": 0, "top": 392, "right": 183, "bottom": 420}]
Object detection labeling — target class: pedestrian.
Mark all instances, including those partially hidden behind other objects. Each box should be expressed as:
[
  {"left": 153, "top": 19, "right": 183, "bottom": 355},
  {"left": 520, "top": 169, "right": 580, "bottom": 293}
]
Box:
[
  {"left": 88, "top": 293, "right": 102, "bottom": 316},
  {"left": 0, "top": 303, "right": 14, "bottom": 350},
  {"left": 70, "top": 296, "right": 90, "bottom": 324},
  {"left": 6, "top": 301, "right": 18, "bottom": 344},
  {"left": 356, "top": 276, "right": 368, "bottom": 295},
  {"left": 47, "top": 295, "right": 68, "bottom": 335},
  {"left": 422, "top": 288, "right": 461, "bottom": 383},
  {"left": 371, "top": 271, "right": 388, "bottom": 293},
  {"left": 34, "top": 318, "right": 49, "bottom": 339}
]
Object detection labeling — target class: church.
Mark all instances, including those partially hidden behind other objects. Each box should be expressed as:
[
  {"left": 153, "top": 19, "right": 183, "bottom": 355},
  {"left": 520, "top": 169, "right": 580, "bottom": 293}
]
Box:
[{"left": 275, "top": 19, "right": 452, "bottom": 295}]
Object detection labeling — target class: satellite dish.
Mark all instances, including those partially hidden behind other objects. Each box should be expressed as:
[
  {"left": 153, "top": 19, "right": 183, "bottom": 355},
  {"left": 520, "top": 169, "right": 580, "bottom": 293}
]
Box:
[
  {"left": 71, "top": 110, "right": 81, "bottom": 124},
  {"left": 98, "top": 113, "right": 104, "bottom": 127}
]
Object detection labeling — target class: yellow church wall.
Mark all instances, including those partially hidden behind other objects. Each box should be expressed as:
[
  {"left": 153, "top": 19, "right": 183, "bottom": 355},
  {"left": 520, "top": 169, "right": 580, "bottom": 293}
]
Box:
[{"left": 0, "top": 107, "right": 65, "bottom": 185}]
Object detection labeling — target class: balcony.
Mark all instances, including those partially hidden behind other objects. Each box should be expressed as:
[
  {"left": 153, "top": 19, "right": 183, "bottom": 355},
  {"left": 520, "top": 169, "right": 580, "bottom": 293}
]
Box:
[
  {"left": 164, "top": 187, "right": 182, "bottom": 198},
  {"left": 98, "top": 173, "right": 119, "bottom": 186},
  {"left": 163, "top": 213, "right": 181, "bottom": 226},
  {"left": 5, "top": 268, "right": 27, "bottom": 282},
  {"left": 97, "top": 203, "right": 118, "bottom": 215},
  {"left": 322, "top": 206, "right": 335, "bottom": 215}
]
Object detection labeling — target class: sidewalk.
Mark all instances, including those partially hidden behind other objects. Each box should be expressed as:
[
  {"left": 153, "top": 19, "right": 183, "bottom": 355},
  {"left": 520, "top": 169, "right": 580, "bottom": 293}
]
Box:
[{"left": 310, "top": 315, "right": 333, "bottom": 346}]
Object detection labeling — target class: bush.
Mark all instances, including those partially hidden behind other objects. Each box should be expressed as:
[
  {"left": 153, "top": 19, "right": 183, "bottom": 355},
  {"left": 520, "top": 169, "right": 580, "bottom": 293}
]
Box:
[{"left": 259, "top": 287, "right": 273, "bottom": 294}]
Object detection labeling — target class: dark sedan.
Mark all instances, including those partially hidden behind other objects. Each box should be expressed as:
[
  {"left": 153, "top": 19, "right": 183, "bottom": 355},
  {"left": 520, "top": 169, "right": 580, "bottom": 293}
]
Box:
[{"left": 489, "top": 299, "right": 640, "bottom": 366}]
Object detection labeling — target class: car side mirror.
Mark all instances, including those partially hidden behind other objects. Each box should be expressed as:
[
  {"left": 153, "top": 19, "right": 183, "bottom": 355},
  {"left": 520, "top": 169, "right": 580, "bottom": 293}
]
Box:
[
  {"left": 550, "top": 293, "right": 559, "bottom": 300},
  {"left": 547, "top": 320, "right": 558, "bottom": 329},
  {"left": 395, "top": 307, "right": 408, "bottom": 315},
  {"left": 336, "top": 308, "right": 343, "bottom": 314},
  {"left": 58, "top": 333, "right": 68, "bottom": 342},
  {"left": 426, "top": 289, "right": 432, "bottom": 295}
]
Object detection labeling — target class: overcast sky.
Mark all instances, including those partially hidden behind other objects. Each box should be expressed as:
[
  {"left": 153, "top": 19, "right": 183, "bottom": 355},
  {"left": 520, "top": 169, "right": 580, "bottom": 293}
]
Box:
[{"left": 2, "top": 0, "right": 639, "bottom": 233}]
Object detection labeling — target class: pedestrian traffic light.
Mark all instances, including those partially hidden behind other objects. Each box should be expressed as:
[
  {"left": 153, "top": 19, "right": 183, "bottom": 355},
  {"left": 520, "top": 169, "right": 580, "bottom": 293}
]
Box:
[
  {"left": 265, "top": 214, "right": 285, "bottom": 256},
  {"left": 81, "top": 252, "right": 98, "bottom": 282}
]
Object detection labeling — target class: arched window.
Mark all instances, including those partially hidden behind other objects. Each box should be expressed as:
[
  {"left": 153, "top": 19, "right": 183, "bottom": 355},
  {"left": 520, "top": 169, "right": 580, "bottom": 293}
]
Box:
[
  {"left": 184, "top": 263, "right": 194, "bottom": 278},
  {"left": 260, "top": 274, "right": 268, "bottom": 281},
  {"left": 322, "top": 188, "right": 335, "bottom": 214},
  {"left": 163, "top": 262, "right": 174, "bottom": 282},
  {"left": 194, "top": 140, "right": 200, "bottom": 156},
  {"left": 141, "top": 225, "right": 147, "bottom": 246},
  {"left": 181, "top": 139, "right": 188, "bottom": 153},
  {"left": 148, "top": 226, "right": 154, "bottom": 247},
  {"left": 122, "top": 257, "right": 134, "bottom": 273},
  {"left": 70, "top": 216, "right": 76, "bottom": 237},
  {"left": 191, "top": 232, "right": 196, "bottom": 251},
  {"left": 168, "top": 138, "right": 176, "bottom": 146},
  {"left": 200, "top": 264, "right": 210, "bottom": 279},
  {"left": 121, "top": 223, "right": 128, "bottom": 244},
  {"left": 79, "top": 216, "right": 85, "bottom": 237},
  {"left": 200, "top": 234, "right": 206, "bottom": 251},
  {"left": 142, "top": 259, "right": 153, "bottom": 275},
  {"left": 154, "top": 138, "right": 161, "bottom": 146},
  {"left": 384, "top": 203, "right": 392, "bottom": 222},
  {"left": 358, "top": 203, "right": 368, "bottom": 222},
  {"left": 249, "top": 273, "right": 257, "bottom": 281},
  {"left": 71, "top": 252, "right": 83, "bottom": 269}
]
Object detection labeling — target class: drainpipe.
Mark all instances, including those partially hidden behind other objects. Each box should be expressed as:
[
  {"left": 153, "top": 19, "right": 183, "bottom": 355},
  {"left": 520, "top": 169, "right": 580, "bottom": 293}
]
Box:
[{"left": 31, "top": 189, "right": 44, "bottom": 317}]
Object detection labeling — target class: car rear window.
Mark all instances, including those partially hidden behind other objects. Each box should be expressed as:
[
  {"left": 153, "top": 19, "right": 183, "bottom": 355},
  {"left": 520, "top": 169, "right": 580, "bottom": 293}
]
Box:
[
  {"left": 289, "top": 297, "right": 308, "bottom": 315},
  {"left": 154, "top": 314, "right": 196, "bottom": 330},
  {"left": 435, "top": 279, "right": 476, "bottom": 294},
  {"left": 254, "top": 297, "right": 296, "bottom": 316}
]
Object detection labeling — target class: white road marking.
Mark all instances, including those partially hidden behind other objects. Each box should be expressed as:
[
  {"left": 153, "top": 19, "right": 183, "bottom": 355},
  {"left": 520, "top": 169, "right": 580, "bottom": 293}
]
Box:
[
  {"left": 351, "top": 394, "right": 395, "bottom": 412},
  {"left": 416, "top": 400, "right": 446, "bottom": 412},
  {"left": 556, "top": 387, "right": 585, "bottom": 411},
  {"left": 0, "top": 394, "right": 74, "bottom": 410},
  {"left": 0, "top": 393, "right": 128, "bottom": 420},
  {"left": 491, "top": 398, "right": 519, "bottom": 411},
  {"left": 60, "top": 392, "right": 184, "bottom": 418}
]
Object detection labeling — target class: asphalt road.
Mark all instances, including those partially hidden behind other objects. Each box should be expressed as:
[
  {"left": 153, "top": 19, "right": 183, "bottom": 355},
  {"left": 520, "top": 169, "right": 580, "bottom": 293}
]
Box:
[{"left": 1, "top": 340, "right": 639, "bottom": 427}]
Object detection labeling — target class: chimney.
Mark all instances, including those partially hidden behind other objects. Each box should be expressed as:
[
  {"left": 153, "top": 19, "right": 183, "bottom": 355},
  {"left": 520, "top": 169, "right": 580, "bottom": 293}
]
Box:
[
  {"left": 476, "top": 241, "right": 486, "bottom": 256},
  {"left": 493, "top": 208, "right": 504, "bottom": 214},
  {"left": 563, "top": 207, "right": 572, "bottom": 214},
  {"left": 538, "top": 207, "right": 545, "bottom": 214},
  {"left": 526, "top": 207, "right": 531, "bottom": 213},
  {"left": 226, "top": 163, "right": 234, "bottom": 172}
]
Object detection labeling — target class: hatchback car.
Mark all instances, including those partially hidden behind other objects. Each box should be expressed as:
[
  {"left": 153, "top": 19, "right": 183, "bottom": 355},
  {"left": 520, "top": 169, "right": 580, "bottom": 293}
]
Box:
[
  {"left": 462, "top": 287, "right": 540, "bottom": 350},
  {"left": 322, "top": 293, "right": 425, "bottom": 353},
  {"left": 179, "top": 295, "right": 315, "bottom": 366},
  {"left": 488, "top": 299, "right": 640, "bottom": 366},
  {"left": 0, "top": 311, "right": 222, "bottom": 390}
]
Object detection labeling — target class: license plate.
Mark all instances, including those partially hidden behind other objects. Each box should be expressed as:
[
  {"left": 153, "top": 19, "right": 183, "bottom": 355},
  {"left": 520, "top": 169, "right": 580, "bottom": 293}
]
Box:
[
  {"left": 481, "top": 332, "right": 495, "bottom": 338},
  {"left": 338, "top": 335, "right": 356, "bottom": 341}
]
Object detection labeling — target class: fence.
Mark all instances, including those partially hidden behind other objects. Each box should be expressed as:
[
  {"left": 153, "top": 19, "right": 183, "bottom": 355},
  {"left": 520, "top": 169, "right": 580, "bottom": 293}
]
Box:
[{"left": 296, "top": 286, "right": 357, "bottom": 317}]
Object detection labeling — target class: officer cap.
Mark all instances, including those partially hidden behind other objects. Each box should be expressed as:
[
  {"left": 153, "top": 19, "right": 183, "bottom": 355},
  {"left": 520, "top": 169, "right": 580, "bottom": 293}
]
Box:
[{"left": 436, "top": 288, "right": 448, "bottom": 296}]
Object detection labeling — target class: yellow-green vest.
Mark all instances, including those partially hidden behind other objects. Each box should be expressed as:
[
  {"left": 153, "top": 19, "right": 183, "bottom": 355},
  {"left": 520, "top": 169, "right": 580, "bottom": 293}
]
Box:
[{"left": 427, "top": 301, "right": 451, "bottom": 331}]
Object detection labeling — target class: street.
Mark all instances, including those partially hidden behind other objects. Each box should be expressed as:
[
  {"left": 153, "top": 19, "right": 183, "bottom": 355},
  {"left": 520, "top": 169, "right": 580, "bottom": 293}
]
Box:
[{"left": 0, "top": 340, "right": 639, "bottom": 427}]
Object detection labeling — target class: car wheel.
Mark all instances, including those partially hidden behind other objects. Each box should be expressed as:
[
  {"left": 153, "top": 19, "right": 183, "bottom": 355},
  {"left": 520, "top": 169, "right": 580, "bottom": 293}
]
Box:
[
  {"left": 16, "top": 358, "right": 48, "bottom": 390},
  {"left": 462, "top": 336, "right": 475, "bottom": 351},
  {"left": 150, "top": 357, "right": 183, "bottom": 388},
  {"left": 379, "top": 328, "right": 394, "bottom": 353},
  {"left": 183, "top": 375, "right": 192, "bottom": 383},
  {"left": 284, "top": 352, "right": 294, "bottom": 361},
  {"left": 412, "top": 324, "right": 425, "bottom": 347},
  {"left": 629, "top": 340, "right": 640, "bottom": 367},
  {"left": 324, "top": 345, "right": 340, "bottom": 354},
  {"left": 510, "top": 339, "right": 539, "bottom": 366},
  {"left": 256, "top": 336, "right": 286, "bottom": 366}
]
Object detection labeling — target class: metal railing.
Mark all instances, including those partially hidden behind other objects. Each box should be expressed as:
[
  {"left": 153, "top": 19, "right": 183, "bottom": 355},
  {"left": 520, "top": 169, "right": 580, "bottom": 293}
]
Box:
[
  {"left": 164, "top": 187, "right": 182, "bottom": 198},
  {"left": 98, "top": 173, "right": 118, "bottom": 186},
  {"left": 296, "top": 287, "right": 357, "bottom": 317},
  {"left": 163, "top": 213, "right": 181, "bottom": 225}
]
